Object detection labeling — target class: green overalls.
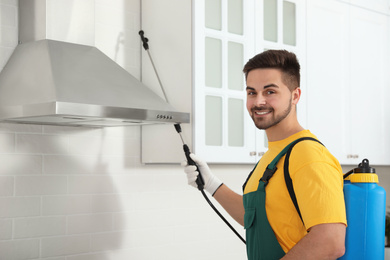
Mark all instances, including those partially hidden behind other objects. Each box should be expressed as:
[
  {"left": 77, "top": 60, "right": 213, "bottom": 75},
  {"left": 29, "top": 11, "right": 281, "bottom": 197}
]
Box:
[
  {"left": 243, "top": 137, "right": 321, "bottom": 260},
  {"left": 243, "top": 177, "right": 286, "bottom": 259}
]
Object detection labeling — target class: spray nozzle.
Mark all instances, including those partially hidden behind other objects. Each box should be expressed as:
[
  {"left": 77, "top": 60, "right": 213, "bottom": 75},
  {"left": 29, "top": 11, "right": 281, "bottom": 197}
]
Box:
[
  {"left": 174, "top": 123, "right": 182, "bottom": 134},
  {"left": 344, "top": 158, "right": 375, "bottom": 179},
  {"left": 354, "top": 158, "right": 375, "bottom": 174}
]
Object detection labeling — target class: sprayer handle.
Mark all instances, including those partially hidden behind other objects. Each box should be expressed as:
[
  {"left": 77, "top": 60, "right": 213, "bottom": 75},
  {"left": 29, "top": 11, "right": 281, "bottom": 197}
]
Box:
[{"left": 183, "top": 145, "right": 205, "bottom": 190}]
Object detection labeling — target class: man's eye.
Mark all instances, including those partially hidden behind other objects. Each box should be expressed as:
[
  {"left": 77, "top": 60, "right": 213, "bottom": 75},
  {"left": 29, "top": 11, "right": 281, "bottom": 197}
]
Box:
[
  {"left": 247, "top": 91, "right": 256, "bottom": 96},
  {"left": 266, "top": 90, "right": 275, "bottom": 95}
]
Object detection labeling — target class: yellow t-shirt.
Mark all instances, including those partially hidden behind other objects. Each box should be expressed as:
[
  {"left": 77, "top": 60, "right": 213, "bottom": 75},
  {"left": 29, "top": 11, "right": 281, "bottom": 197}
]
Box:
[{"left": 243, "top": 130, "right": 347, "bottom": 253}]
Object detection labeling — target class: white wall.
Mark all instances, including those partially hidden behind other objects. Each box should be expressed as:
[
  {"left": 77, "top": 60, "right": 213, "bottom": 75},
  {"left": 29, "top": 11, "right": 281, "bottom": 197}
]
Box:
[{"left": 0, "top": 0, "right": 248, "bottom": 259}]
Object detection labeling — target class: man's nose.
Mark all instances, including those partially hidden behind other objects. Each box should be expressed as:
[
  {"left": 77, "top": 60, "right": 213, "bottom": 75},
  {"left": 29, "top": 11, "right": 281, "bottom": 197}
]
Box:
[{"left": 254, "top": 95, "right": 267, "bottom": 106}]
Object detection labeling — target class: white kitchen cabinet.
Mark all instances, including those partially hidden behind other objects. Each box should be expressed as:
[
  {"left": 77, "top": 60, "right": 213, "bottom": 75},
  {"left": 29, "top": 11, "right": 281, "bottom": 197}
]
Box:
[
  {"left": 307, "top": 0, "right": 390, "bottom": 165},
  {"left": 193, "top": 0, "right": 306, "bottom": 163},
  {"left": 348, "top": 6, "right": 390, "bottom": 165}
]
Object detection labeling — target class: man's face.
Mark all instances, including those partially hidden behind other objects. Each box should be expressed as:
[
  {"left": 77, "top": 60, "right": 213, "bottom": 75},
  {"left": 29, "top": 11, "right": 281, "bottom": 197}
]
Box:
[{"left": 246, "top": 68, "right": 298, "bottom": 130}]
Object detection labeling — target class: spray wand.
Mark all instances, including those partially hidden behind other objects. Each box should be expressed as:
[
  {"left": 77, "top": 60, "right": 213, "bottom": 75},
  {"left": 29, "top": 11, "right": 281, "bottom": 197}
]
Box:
[
  {"left": 139, "top": 30, "right": 245, "bottom": 244},
  {"left": 174, "top": 124, "right": 205, "bottom": 190}
]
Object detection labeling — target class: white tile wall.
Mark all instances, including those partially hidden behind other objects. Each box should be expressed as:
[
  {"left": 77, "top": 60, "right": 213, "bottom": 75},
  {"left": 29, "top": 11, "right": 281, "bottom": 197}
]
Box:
[
  {"left": 42, "top": 195, "right": 92, "bottom": 215},
  {"left": 0, "top": 0, "right": 248, "bottom": 259},
  {"left": 0, "top": 219, "right": 12, "bottom": 239},
  {"left": 0, "top": 197, "right": 41, "bottom": 218},
  {"left": 41, "top": 235, "right": 91, "bottom": 257},
  {"left": 14, "top": 216, "right": 67, "bottom": 238},
  {"left": 0, "top": 239, "right": 40, "bottom": 260}
]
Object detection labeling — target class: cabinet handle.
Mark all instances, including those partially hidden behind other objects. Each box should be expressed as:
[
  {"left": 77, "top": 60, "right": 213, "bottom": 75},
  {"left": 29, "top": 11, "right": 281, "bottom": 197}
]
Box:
[
  {"left": 347, "top": 154, "right": 359, "bottom": 159},
  {"left": 250, "top": 151, "right": 256, "bottom": 156},
  {"left": 258, "top": 152, "right": 265, "bottom": 157}
]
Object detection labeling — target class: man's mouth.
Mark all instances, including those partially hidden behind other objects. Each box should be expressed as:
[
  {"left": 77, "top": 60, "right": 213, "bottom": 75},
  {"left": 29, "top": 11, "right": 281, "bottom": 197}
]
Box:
[{"left": 255, "top": 111, "right": 271, "bottom": 115}]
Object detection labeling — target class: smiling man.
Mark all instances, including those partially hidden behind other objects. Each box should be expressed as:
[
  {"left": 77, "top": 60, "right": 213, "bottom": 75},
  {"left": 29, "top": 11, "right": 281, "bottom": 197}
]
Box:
[
  {"left": 246, "top": 69, "right": 298, "bottom": 138},
  {"left": 183, "top": 50, "right": 346, "bottom": 259}
]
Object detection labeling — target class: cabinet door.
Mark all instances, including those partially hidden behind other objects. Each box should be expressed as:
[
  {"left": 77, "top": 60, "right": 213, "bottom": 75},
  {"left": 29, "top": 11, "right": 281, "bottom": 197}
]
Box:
[
  {"left": 194, "top": 0, "right": 259, "bottom": 163},
  {"left": 306, "top": 0, "right": 350, "bottom": 162},
  {"left": 307, "top": 1, "right": 390, "bottom": 165},
  {"left": 349, "top": 6, "right": 389, "bottom": 165}
]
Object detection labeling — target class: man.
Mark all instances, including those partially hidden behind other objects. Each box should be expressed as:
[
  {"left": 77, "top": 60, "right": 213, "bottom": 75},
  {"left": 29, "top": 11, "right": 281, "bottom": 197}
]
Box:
[{"left": 183, "top": 50, "right": 347, "bottom": 259}]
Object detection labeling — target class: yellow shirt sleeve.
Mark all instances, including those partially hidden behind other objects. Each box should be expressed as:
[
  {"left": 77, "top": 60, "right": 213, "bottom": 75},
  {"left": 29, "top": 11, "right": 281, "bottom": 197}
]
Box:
[{"left": 289, "top": 144, "right": 347, "bottom": 229}]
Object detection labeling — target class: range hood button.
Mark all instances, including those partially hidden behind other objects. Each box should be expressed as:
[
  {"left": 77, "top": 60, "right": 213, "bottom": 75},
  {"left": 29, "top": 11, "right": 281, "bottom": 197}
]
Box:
[{"left": 155, "top": 114, "right": 174, "bottom": 120}]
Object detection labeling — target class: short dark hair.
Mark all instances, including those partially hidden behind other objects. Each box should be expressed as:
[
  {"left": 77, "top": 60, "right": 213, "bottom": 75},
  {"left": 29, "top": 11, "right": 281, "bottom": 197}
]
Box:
[{"left": 243, "top": 50, "right": 300, "bottom": 91}]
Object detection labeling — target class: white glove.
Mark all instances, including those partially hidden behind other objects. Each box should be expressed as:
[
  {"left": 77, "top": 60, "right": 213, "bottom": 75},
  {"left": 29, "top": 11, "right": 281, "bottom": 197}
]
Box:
[{"left": 182, "top": 153, "right": 223, "bottom": 196}]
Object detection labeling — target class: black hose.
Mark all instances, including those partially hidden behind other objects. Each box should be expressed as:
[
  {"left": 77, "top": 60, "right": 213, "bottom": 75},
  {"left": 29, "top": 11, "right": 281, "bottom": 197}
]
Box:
[
  {"left": 343, "top": 169, "right": 354, "bottom": 179},
  {"left": 200, "top": 189, "right": 246, "bottom": 244},
  {"left": 174, "top": 123, "right": 245, "bottom": 244}
]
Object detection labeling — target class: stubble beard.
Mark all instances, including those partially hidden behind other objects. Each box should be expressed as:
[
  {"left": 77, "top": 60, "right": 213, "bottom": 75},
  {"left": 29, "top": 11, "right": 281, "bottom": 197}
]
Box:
[{"left": 251, "top": 101, "right": 292, "bottom": 130}]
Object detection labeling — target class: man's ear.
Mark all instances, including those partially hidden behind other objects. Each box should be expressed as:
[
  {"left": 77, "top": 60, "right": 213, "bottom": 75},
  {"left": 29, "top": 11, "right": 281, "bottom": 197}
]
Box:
[{"left": 292, "top": 87, "right": 301, "bottom": 105}]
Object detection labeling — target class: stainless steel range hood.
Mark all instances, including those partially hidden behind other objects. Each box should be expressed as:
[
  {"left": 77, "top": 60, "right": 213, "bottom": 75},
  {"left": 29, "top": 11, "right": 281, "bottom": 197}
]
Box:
[
  {"left": 0, "top": 39, "right": 189, "bottom": 126},
  {"left": 0, "top": 0, "right": 189, "bottom": 127}
]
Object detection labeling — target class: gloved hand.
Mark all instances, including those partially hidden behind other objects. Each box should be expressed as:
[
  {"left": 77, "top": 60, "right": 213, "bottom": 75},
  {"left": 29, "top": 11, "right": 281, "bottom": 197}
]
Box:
[{"left": 182, "top": 153, "right": 223, "bottom": 196}]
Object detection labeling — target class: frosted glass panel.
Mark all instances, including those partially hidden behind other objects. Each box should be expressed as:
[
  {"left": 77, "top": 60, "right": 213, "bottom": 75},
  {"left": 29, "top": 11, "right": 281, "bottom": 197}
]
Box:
[
  {"left": 228, "top": 42, "right": 244, "bottom": 90},
  {"left": 205, "top": 96, "right": 223, "bottom": 146},
  {"left": 283, "top": 1, "right": 296, "bottom": 46},
  {"left": 205, "top": 0, "right": 222, "bottom": 30},
  {"left": 264, "top": 0, "right": 277, "bottom": 42},
  {"left": 205, "top": 37, "right": 222, "bottom": 88},
  {"left": 228, "top": 98, "right": 244, "bottom": 146},
  {"left": 228, "top": 0, "right": 243, "bottom": 35}
]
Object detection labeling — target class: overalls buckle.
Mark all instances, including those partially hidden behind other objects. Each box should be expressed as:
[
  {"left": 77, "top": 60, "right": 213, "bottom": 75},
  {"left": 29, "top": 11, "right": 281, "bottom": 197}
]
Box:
[{"left": 260, "top": 165, "right": 277, "bottom": 186}]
